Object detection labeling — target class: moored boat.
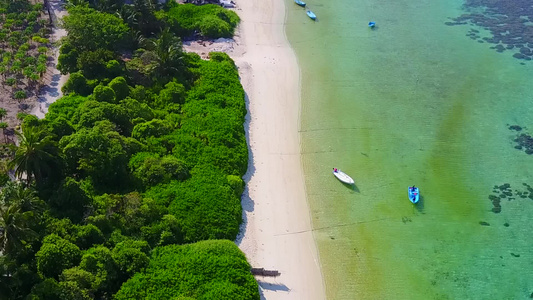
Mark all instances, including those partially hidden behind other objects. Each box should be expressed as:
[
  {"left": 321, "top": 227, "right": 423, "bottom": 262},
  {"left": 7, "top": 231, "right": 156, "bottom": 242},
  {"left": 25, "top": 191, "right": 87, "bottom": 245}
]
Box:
[
  {"left": 294, "top": 0, "right": 306, "bottom": 7},
  {"left": 408, "top": 186, "right": 419, "bottom": 204},
  {"left": 368, "top": 21, "right": 376, "bottom": 28},
  {"left": 332, "top": 168, "right": 355, "bottom": 185},
  {"left": 306, "top": 10, "right": 317, "bottom": 20}
]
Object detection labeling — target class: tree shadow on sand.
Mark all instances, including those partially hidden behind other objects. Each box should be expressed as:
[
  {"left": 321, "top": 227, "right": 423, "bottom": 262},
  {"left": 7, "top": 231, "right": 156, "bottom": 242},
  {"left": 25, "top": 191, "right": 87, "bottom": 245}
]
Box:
[
  {"left": 235, "top": 91, "right": 255, "bottom": 246},
  {"left": 257, "top": 280, "right": 290, "bottom": 299}
]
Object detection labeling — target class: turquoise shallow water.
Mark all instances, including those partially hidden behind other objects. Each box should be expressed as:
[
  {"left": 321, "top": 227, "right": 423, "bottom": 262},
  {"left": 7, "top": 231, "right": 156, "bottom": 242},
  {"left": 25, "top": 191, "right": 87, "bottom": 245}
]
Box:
[{"left": 286, "top": 0, "right": 533, "bottom": 299}]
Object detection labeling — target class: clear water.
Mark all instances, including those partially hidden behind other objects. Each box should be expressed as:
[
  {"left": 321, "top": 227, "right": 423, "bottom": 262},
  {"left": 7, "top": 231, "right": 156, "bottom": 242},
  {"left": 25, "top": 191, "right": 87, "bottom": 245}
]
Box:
[{"left": 285, "top": 0, "right": 533, "bottom": 298}]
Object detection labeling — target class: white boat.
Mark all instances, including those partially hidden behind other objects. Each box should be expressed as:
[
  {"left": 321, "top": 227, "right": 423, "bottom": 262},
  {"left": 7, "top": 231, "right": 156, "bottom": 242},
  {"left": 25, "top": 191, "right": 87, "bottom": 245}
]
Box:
[
  {"left": 294, "top": 0, "right": 306, "bottom": 7},
  {"left": 306, "top": 10, "right": 317, "bottom": 20},
  {"left": 332, "top": 168, "right": 354, "bottom": 184},
  {"left": 408, "top": 186, "right": 420, "bottom": 204}
]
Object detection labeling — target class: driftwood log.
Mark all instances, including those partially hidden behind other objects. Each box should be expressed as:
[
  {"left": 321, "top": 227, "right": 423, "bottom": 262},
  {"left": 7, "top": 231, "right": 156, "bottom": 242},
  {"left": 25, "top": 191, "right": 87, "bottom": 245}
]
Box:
[{"left": 250, "top": 268, "right": 280, "bottom": 277}]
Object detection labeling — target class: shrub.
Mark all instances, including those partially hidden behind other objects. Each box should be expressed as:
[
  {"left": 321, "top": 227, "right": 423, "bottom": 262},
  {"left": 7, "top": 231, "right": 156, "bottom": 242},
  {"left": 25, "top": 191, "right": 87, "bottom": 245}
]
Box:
[
  {"left": 93, "top": 85, "right": 116, "bottom": 103},
  {"left": 108, "top": 77, "right": 129, "bottom": 101},
  {"left": 62, "top": 72, "right": 91, "bottom": 96},
  {"left": 198, "top": 15, "right": 231, "bottom": 38},
  {"left": 36, "top": 234, "right": 82, "bottom": 279},
  {"left": 114, "top": 240, "right": 259, "bottom": 300},
  {"left": 14, "top": 90, "right": 26, "bottom": 99},
  {"left": 5, "top": 77, "right": 16, "bottom": 85}
]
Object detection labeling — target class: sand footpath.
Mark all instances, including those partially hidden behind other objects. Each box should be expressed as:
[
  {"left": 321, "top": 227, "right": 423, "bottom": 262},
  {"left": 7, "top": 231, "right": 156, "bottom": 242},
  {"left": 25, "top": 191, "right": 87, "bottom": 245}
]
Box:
[
  {"left": 31, "top": 0, "right": 68, "bottom": 119},
  {"left": 230, "top": 0, "right": 326, "bottom": 298}
]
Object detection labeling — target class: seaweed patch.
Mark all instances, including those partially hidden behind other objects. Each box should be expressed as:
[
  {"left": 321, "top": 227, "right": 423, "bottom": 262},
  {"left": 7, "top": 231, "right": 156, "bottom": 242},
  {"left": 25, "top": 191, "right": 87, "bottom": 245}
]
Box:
[
  {"left": 447, "top": 0, "right": 533, "bottom": 62},
  {"left": 488, "top": 183, "right": 533, "bottom": 213},
  {"left": 508, "top": 125, "right": 533, "bottom": 155}
]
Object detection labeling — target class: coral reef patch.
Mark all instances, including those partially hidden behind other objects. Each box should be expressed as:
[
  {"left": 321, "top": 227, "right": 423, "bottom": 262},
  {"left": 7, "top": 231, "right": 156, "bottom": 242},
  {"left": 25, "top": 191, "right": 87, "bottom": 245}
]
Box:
[{"left": 447, "top": 0, "right": 533, "bottom": 62}]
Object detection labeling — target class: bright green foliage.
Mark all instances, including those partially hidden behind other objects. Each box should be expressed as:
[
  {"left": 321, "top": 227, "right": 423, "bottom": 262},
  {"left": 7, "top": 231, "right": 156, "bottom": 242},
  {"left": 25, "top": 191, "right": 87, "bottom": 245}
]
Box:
[
  {"left": 129, "top": 152, "right": 189, "bottom": 186},
  {"left": 63, "top": 6, "right": 130, "bottom": 52},
  {"left": 79, "top": 245, "right": 120, "bottom": 295},
  {"left": 36, "top": 234, "right": 82, "bottom": 279},
  {"left": 144, "top": 168, "right": 241, "bottom": 242},
  {"left": 156, "top": 81, "right": 185, "bottom": 107},
  {"left": 7, "top": 11, "right": 253, "bottom": 298},
  {"left": 62, "top": 72, "right": 92, "bottom": 96},
  {"left": 111, "top": 239, "right": 150, "bottom": 279},
  {"left": 114, "top": 240, "right": 259, "bottom": 300},
  {"left": 131, "top": 119, "right": 172, "bottom": 141},
  {"left": 181, "top": 54, "right": 247, "bottom": 175},
  {"left": 60, "top": 121, "right": 139, "bottom": 191},
  {"left": 226, "top": 175, "right": 244, "bottom": 197},
  {"left": 165, "top": 4, "right": 239, "bottom": 38},
  {"left": 44, "top": 217, "right": 76, "bottom": 241},
  {"left": 74, "top": 224, "right": 104, "bottom": 250},
  {"left": 93, "top": 85, "right": 116, "bottom": 103},
  {"left": 60, "top": 267, "right": 96, "bottom": 292},
  {"left": 119, "top": 97, "right": 154, "bottom": 121},
  {"left": 47, "top": 116, "right": 75, "bottom": 139},
  {"left": 106, "top": 60, "right": 123, "bottom": 78},
  {"left": 198, "top": 15, "right": 231, "bottom": 38},
  {"left": 72, "top": 101, "right": 132, "bottom": 135},
  {"left": 140, "top": 214, "right": 183, "bottom": 247},
  {"left": 14, "top": 90, "right": 27, "bottom": 99},
  {"left": 108, "top": 77, "right": 130, "bottom": 101},
  {"left": 47, "top": 95, "right": 89, "bottom": 123}
]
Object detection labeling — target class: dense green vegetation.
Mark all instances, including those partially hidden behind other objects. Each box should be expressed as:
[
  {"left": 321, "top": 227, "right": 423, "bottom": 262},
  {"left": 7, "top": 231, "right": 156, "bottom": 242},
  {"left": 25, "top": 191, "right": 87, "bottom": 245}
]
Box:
[
  {"left": 0, "top": 0, "right": 257, "bottom": 299},
  {"left": 163, "top": 3, "right": 240, "bottom": 38},
  {"left": 115, "top": 240, "right": 259, "bottom": 299}
]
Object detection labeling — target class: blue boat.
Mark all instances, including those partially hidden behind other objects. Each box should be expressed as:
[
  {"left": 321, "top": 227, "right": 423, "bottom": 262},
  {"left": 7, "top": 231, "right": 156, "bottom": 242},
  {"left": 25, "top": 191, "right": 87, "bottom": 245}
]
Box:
[
  {"left": 368, "top": 21, "right": 376, "bottom": 28},
  {"left": 294, "top": 0, "right": 306, "bottom": 7},
  {"left": 408, "top": 186, "right": 419, "bottom": 204},
  {"left": 307, "top": 10, "right": 317, "bottom": 20}
]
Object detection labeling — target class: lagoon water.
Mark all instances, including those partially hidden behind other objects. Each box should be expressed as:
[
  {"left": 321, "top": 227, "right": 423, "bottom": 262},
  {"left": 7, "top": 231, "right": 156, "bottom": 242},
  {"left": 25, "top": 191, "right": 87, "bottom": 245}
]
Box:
[{"left": 286, "top": 0, "right": 533, "bottom": 298}]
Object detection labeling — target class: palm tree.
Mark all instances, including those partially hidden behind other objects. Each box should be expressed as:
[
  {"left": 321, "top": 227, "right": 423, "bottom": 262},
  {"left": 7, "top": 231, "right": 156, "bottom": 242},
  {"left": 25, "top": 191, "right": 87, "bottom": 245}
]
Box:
[
  {"left": 1, "top": 182, "right": 44, "bottom": 214},
  {"left": 140, "top": 28, "right": 186, "bottom": 81},
  {"left": 9, "top": 125, "right": 57, "bottom": 186},
  {"left": 0, "top": 202, "right": 36, "bottom": 255},
  {"left": 0, "top": 108, "right": 7, "bottom": 122}
]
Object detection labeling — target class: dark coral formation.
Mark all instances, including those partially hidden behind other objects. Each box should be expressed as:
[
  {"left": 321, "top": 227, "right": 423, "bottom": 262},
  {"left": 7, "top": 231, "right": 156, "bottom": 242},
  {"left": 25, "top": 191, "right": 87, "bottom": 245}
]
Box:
[
  {"left": 489, "top": 183, "right": 533, "bottom": 213},
  {"left": 447, "top": 0, "right": 533, "bottom": 61},
  {"left": 514, "top": 133, "right": 533, "bottom": 154},
  {"left": 508, "top": 125, "right": 533, "bottom": 155}
]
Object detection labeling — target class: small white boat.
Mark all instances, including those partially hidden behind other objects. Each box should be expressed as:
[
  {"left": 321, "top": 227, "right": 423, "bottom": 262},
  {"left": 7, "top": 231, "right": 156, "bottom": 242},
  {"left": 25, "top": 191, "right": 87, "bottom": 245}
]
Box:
[
  {"left": 306, "top": 10, "right": 317, "bottom": 20},
  {"left": 294, "top": 0, "right": 306, "bottom": 7},
  {"left": 332, "top": 168, "right": 354, "bottom": 184},
  {"left": 408, "top": 186, "right": 419, "bottom": 204}
]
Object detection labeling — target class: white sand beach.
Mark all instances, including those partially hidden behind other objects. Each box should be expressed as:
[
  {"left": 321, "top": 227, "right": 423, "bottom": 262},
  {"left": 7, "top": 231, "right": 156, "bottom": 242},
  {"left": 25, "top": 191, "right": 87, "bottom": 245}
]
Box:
[{"left": 230, "top": 0, "right": 326, "bottom": 298}]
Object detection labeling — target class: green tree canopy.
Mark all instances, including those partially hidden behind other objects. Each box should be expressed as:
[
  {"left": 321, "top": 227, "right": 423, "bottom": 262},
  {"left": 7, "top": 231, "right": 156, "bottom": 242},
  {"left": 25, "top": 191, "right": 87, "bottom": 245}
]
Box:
[
  {"left": 36, "top": 234, "right": 82, "bottom": 279},
  {"left": 63, "top": 6, "right": 130, "bottom": 52},
  {"left": 60, "top": 121, "right": 140, "bottom": 191},
  {"left": 114, "top": 240, "right": 259, "bottom": 300},
  {"left": 129, "top": 152, "right": 189, "bottom": 187}
]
